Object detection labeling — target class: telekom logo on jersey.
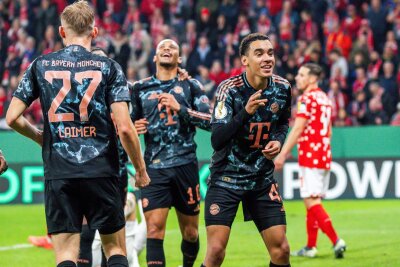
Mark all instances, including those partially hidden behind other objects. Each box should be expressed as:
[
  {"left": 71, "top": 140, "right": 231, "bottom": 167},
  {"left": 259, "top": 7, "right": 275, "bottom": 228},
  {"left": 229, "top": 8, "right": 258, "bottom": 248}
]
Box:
[{"left": 248, "top": 122, "right": 271, "bottom": 148}]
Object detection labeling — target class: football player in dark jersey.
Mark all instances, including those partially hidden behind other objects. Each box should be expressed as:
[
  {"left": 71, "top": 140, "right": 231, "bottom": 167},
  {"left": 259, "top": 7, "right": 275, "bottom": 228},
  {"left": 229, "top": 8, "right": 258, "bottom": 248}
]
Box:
[
  {"left": 0, "top": 149, "right": 8, "bottom": 175},
  {"left": 201, "top": 33, "right": 291, "bottom": 267},
  {"left": 6, "top": 2, "right": 149, "bottom": 267},
  {"left": 131, "top": 39, "right": 211, "bottom": 267}
]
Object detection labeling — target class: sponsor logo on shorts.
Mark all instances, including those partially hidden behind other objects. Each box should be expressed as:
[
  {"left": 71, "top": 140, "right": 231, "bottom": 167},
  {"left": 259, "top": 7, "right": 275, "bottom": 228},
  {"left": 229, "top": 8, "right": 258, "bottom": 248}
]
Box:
[
  {"left": 142, "top": 198, "right": 149, "bottom": 208},
  {"left": 270, "top": 102, "right": 279, "bottom": 113},
  {"left": 209, "top": 204, "right": 220, "bottom": 215}
]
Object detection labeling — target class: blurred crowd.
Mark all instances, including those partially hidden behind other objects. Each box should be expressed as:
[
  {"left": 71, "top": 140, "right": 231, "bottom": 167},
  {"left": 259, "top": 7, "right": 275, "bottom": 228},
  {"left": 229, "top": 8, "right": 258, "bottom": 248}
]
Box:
[{"left": 0, "top": 0, "right": 400, "bottom": 129}]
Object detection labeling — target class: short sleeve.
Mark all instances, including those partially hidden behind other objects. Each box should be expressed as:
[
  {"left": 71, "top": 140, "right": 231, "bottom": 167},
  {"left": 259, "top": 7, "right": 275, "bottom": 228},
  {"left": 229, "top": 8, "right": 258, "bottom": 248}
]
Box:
[
  {"left": 107, "top": 60, "right": 130, "bottom": 104},
  {"left": 13, "top": 60, "right": 39, "bottom": 106}
]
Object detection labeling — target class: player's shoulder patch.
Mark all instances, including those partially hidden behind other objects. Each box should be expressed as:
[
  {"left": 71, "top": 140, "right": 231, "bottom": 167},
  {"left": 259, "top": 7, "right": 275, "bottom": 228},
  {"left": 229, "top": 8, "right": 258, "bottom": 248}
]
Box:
[
  {"left": 215, "top": 75, "right": 244, "bottom": 102},
  {"left": 214, "top": 101, "right": 228, "bottom": 120}
]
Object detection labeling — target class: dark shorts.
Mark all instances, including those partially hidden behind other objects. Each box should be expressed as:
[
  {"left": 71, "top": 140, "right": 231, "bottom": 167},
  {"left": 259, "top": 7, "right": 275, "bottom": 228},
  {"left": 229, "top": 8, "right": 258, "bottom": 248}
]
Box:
[
  {"left": 119, "top": 173, "right": 128, "bottom": 206},
  {"left": 204, "top": 183, "right": 286, "bottom": 232},
  {"left": 45, "top": 177, "right": 125, "bottom": 235},
  {"left": 141, "top": 161, "right": 200, "bottom": 216}
]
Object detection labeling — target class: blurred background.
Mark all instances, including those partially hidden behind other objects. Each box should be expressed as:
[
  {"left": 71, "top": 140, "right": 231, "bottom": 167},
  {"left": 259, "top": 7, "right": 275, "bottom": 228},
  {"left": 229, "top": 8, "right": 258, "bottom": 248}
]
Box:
[{"left": 0, "top": 1, "right": 399, "bottom": 266}]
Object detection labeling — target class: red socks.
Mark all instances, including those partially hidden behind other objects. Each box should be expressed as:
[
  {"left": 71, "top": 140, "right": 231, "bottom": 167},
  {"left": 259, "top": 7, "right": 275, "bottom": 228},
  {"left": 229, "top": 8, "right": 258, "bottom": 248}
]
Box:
[
  {"left": 307, "top": 204, "right": 338, "bottom": 246},
  {"left": 306, "top": 208, "right": 318, "bottom": 248}
]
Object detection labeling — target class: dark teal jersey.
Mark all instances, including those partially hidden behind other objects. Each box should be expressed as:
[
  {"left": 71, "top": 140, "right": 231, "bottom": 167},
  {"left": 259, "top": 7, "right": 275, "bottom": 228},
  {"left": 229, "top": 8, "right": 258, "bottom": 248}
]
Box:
[
  {"left": 130, "top": 76, "right": 211, "bottom": 169},
  {"left": 209, "top": 73, "right": 291, "bottom": 190},
  {"left": 13, "top": 45, "right": 130, "bottom": 179}
]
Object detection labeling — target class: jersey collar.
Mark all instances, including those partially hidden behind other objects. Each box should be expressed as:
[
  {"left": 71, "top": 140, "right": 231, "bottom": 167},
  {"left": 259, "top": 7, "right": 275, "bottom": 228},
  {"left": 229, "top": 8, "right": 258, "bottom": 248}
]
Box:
[{"left": 242, "top": 72, "right": 274, "bottom": 90}]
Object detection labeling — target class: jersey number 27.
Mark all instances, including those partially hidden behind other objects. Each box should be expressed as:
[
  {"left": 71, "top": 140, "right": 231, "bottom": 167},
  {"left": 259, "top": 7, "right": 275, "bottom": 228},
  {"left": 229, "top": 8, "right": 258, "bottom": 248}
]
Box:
[{"left": 45, "top": 70, "right": 101, "bottom": 123}]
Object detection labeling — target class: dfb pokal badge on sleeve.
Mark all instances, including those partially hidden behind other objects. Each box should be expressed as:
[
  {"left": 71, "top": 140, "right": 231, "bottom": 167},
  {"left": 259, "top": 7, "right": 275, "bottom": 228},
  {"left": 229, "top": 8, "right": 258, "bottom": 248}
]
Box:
[{"left": 215, "top": 101, "right": 227, "bottom": 119}]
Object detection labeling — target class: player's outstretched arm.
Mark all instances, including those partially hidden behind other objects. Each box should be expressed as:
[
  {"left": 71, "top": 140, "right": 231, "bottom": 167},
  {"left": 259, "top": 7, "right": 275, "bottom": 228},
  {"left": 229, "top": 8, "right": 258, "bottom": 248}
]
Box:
[
  {"left": 111, "top": 101, "right": 150, "bottom": 188},
  {"left": 274, "top": 117, "right": 307, "bottom": 171},
  {"left": 6, "top": 97, "right": 43, "bottom": 146},
  {"left": 0, "top": 150, "right": 8, "bottom": 175}
]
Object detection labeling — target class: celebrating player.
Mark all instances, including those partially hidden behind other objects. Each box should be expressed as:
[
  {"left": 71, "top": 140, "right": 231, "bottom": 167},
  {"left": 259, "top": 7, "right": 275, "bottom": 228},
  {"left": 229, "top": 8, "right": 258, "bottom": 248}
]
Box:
[
  {"left": 6, "top": 1, "right": 149, "bottom": 267},
  {"left": 274, "top": 63, "right": 346, "bottom": 258},
  {"left": 202, "top": 33, "right": 291, "bottom": 267},
  {"left": 131, "top": 39, "right": 211, "bottom": 267}
]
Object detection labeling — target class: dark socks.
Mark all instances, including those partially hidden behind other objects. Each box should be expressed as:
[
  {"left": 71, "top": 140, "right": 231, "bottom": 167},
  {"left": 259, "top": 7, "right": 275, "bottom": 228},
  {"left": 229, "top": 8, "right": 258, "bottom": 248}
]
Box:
[
  {"left": 146, "top": 238, "right": 165, "bottom": 266},
  {"left": 181, "top": 238, "right": 200, "bottom": 267},
  {"left": 57, "top": 261, "right": 77, "bottom": 267},
  {"left": 77, "top": 225, "right": 96, "bottom": 267},
  {"left": 107, "top": 254, "right": 128, "bottom": 267},
  {"left": 269, "top": 262, "right": 291, "bottom": 267}
]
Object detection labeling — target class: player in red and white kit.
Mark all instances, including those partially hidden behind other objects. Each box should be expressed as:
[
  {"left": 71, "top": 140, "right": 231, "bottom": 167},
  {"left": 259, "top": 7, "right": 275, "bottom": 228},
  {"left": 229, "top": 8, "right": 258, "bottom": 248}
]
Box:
[{"left": 274, "top": 63, "right": 346, "bottom": 259}]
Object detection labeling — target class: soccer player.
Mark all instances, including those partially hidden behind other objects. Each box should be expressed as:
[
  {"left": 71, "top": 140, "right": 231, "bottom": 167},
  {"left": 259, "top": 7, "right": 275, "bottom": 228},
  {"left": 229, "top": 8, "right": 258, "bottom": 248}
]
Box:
[
  {"left": 0, "top": 149, "right": 8, "bottom": 175},
  {"left": 131, "top": 39, "right": 211, "bottom": 267},
  {"left": 202, "top": 33, "right": 291, "bottom": 267},
  {"left": 5, "top": 1, "right": 150, "bottom": 267},
  {"left": 274, "top": 63, "right": 346, "bottom": 258}
]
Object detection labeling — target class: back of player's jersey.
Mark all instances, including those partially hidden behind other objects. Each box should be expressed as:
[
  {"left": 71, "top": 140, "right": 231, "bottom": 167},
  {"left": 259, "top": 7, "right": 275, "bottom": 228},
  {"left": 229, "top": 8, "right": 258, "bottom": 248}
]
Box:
[
  {"left": 13, "top": 45, "right": 130, "bottom": 179},
  {"left": 296, "top": 88, "right": 332, "bottom": 169}
]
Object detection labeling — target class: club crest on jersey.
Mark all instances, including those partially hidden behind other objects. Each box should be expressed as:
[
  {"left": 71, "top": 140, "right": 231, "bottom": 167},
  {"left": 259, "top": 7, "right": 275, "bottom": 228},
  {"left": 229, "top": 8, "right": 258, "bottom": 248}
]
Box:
[
  {"left": 215, "top": 101, "right": 227, "bottom": 119},
  {"left": 200, "top": 95, "right": 209, "bottom": 104},
  {"left": 209, "top": 204, "right": 220, "bottom": 215},
  {"left": 270, "top": 102, "right": 279, "bottom": 113},
  {"left": 173, "top": 86, "right": 183, "bottom": 94}
]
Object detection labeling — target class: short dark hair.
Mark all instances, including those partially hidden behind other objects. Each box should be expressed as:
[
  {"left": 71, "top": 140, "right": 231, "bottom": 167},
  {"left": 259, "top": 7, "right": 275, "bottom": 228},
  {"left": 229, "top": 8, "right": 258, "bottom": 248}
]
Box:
[
  {"left": 302, "top": 63, "right": 323, "bottom": 78},
  {"left": 239, "top": 33, "right": 270, "bottom": 56}
]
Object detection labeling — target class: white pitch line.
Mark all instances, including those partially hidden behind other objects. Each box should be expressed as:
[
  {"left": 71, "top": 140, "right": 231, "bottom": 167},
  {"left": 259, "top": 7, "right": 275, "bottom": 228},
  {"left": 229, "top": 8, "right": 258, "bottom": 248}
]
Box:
[{"left": 0, "top": 244, "right": 33, "bottom": 251}]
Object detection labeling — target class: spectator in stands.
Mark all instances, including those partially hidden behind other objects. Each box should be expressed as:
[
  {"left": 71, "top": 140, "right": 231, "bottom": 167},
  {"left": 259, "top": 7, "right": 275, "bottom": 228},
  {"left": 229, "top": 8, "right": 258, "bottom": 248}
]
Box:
[
  {"left": 329, "top": 49, "right": 348, "bottom": 80},
  {"left": 390, "top": 102, "right": 400, "bottom": 126},
  {"left": 128, "top": 22, "right": 151, "bottom": 79},
  {"left": 187, "top": 36, "right": 214, "bottom": 77},
  {"left": 342, "top": 5, "right": 362, "bottom": 39},
  {"left": 109, "top": 29, "right": 130, "bottom": 75},
  {"left": 366, "top": 0, "right": 389, "bottom": 53},
  {"left": 348, "top": 90, "right": 368, "bottom": 125},
  {"left": 379, "top": 61, "right": 398, "bottom": 117},
  {"left": 298, "top": 10, "right": 318, "bottom": 43},
  {"left": 328, "top": 80, "right": 348, "bottom": 123}
]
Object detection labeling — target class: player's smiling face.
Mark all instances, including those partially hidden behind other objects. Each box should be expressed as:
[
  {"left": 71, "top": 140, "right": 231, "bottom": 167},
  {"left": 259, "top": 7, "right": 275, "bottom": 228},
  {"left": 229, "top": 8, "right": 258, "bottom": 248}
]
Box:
[
  {"left": 154, "top": 39, "right": 181, "bottom": 68},
  {"left": 242, "top": 39, "right": 275, "bottom": 78}
]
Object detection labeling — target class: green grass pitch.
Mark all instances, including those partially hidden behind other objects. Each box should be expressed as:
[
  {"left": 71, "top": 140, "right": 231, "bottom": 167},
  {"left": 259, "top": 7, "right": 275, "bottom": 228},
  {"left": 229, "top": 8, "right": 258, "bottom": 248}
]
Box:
[{"left": 0, "top": 200, "right": 399, "bottom": 267}]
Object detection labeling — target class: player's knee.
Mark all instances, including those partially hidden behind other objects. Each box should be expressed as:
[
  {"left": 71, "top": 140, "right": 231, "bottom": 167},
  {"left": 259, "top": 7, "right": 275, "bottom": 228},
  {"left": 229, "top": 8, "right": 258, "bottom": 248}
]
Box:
[
  {"left": 182, "top": 226, "right": 198, "bottom": 242},
  {"left": 208, "top": 244, "right": 226, "bottom": 265},
  {"left": 270, "top": 242, "right": 290, "bottom": 263},
  {"left": 146, "top": 223, "right": 165, "bottom": 239}
]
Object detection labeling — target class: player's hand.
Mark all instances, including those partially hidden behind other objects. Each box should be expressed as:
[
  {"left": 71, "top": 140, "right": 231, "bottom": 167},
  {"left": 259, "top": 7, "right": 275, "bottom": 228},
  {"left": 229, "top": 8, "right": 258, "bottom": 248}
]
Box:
[
  {"left": 134, "top": 118, "right": 149, "bottom": 134},
  {"left": 177, "top": 67, "right": 191, "bottom": 81},
  {"left": 262, "top": 140, "right": 281, "bottom": 160},
  {"left": 135, "top": 169, "right": 151, "bottom": 188},
  {"left": 245, "top": 90, "right": 268, "bottom": 115},
  {"left": 273, "top": 153, "right": 285, "bottom": 171},
  {"left": 0, "top": 153, "right": 8, "bottom": 175},
  {"left": 159, "top": 93, "right": 181, "bottom": 111}
]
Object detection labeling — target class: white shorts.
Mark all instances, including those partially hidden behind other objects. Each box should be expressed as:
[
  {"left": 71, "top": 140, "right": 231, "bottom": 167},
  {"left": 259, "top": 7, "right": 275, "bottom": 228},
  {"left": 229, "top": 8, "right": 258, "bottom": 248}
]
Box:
[{"left": 299, "top": 167, "right": 330, "bottom": 198}]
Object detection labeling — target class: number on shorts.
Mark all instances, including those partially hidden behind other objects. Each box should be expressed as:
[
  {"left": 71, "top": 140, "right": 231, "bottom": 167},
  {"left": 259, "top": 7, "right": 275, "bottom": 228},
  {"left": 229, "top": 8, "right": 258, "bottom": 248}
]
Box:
[
  {"left": 45, "top": 70, "right": 102, "bottom": 123},
  {"left": 187, "top": 185, "right": 200, "bottom": 204}
]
